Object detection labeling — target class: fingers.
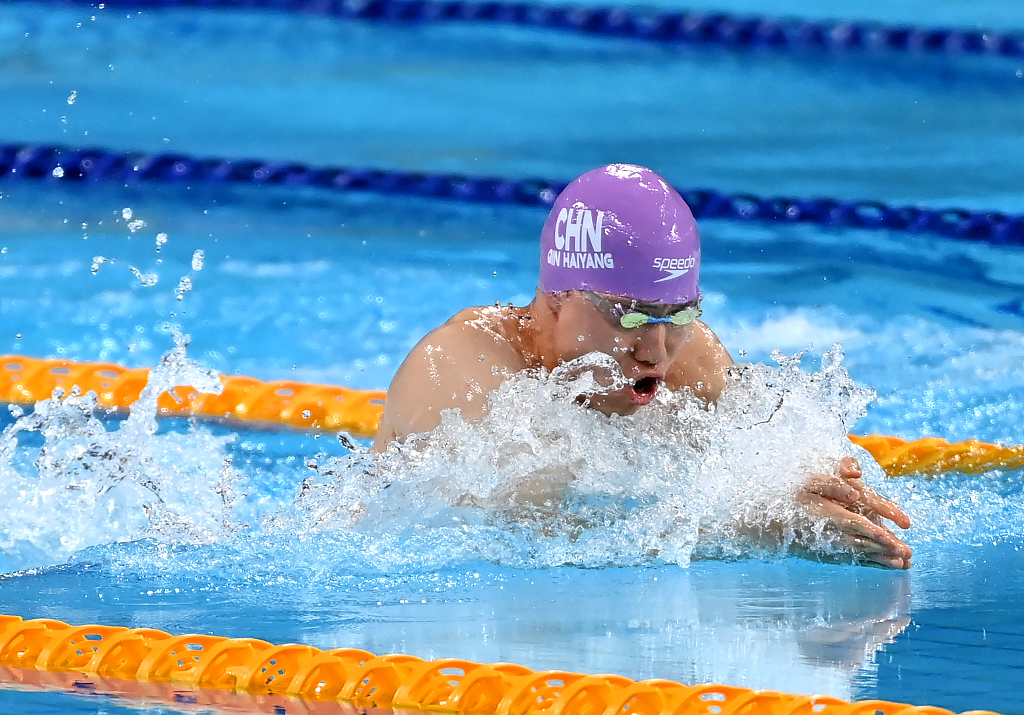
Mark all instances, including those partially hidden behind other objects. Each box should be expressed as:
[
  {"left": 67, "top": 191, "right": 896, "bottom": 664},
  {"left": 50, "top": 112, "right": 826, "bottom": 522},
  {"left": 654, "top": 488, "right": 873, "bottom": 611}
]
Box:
[
  {"left": 798, "top": 493, "right": 913, "bottom": 562},
  {"left": 802, "top": 473, "right": 859, "bottom": 506},
  {"left": 858, "top": 486, "right": 913, "bottom": 530},
  {"left": 838, "top": 456, "right": 862, "bottom": 480},
  {"left": 819, "top": 456, "right": 913, "bottom": 531},
  {"left": 840, "top": 534, "right": 912, "bottom": 569}
]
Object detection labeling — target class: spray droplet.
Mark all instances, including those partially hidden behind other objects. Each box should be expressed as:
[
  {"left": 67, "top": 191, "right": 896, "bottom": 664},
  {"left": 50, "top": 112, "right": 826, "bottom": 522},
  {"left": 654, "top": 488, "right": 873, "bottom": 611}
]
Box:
[
  {"left": 51, "top": 166, "right": 64, "bottom": 178},
  {"left": 121, "top": 207, "right": 133, "bottom": 220},
  {"left": 175, "top": 276, "right": 192, "bottom": 301},
  {"left": 91, "top": 256, "right": 108, "bottom": 274},
  {"left": 191, "top": 249, "right": 204, "bottom": 272},
  {"left": 302, "top": 410, "right": 312, "bottom": 419},
  {"left": 129, "top": 266, "right": 158, "bottom": 287},
  {"left": 15, "top": 333, "right": 21, "bottom": 340},
  {"left": 60, "top": 116, "right": 67, "bottom": 124},
  {"left": 67, "top": 90, "right": 77, "bottom": 104},
  {"left": 127, "top": 219, "right": 145, "bottom": 233},
  {"left": 155, "top": 232, "right": 168, "bottom": 250}
]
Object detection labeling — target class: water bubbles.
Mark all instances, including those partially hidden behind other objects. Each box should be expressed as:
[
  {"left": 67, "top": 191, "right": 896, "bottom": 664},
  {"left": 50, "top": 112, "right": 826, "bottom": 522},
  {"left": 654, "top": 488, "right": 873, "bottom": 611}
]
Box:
[
  {"left": 191, "top": 250, "right": 204, "bottom": 272},
  {"left": 66, "top": 90, "right": 77, "bottom": 105},
  {"left": 155, "top": 232, "right": 168, "bottom": 251},
  {"left": 175, "top": 276, "right": 192, "bottom": 301},
  {"left": 121, "top": 207, "right": 133, "bottom": 220},
  {"left": 51, "top": 166, "right": 64, "bottom": 178},
  {"left": 7, "top": 405, "right": 24, "bottom": 418},
  {"left": 302, "top": 410, "right": 312, "bottom": 419},
  {"left": 129, "top": 266, "right": 158, "bottom": 287},
  {"left": 90, "top": 256, "right": 109, "bottom": 274}
]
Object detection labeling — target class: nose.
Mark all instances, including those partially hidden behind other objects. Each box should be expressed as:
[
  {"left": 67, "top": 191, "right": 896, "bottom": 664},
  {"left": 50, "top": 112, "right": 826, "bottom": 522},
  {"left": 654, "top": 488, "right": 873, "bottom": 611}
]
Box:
[{"left": 631, "top": 323, "right": 669, "bottom": 367}]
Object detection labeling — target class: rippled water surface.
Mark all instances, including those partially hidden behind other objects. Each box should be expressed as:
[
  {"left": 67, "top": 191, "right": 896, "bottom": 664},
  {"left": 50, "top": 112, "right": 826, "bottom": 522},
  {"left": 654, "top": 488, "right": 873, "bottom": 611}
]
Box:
[{"left": 1, "top": 1, "right": 1024, "bottom": 713}]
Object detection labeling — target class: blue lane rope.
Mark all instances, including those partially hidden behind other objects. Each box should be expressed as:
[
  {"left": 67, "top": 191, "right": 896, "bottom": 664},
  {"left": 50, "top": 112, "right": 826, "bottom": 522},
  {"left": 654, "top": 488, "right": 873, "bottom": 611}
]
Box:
[
  {"left": 28, "top": 0, "right": 1024, "bottom": 60},
  {"left": 2, "top": 142, "right": 1023, "bottom": 245}
]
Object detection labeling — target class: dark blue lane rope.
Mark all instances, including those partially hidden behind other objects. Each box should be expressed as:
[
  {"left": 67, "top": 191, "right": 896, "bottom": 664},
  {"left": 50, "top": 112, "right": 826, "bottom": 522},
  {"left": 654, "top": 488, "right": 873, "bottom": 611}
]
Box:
[
  {"left": 27, "top": 0, "right": 1024, "bottom": 60},
  {"left": 2, "top": 143, "right": 1023, "bottom": 245}
]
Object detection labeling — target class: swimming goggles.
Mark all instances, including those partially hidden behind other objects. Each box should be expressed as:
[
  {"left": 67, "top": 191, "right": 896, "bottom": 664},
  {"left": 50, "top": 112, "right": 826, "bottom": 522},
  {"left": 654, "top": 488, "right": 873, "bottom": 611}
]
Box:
[{"left": 583, "top": 292, "right": 703, "bottom": 330}]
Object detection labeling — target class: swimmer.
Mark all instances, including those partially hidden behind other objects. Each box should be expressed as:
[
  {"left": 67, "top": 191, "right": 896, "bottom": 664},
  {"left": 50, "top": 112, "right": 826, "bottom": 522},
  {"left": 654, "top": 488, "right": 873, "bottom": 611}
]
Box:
[{"left": 373, "top": 164, "right": 912, "bottom": 569}]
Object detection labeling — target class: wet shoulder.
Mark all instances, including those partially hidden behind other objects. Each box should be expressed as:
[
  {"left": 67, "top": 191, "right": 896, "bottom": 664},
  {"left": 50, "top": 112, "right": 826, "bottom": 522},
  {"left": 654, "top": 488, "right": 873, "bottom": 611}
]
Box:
[
  {"left": 423, "top": 305, "right": 531, "bottom": 367},
  {"left": 669, "top": 320, "right": 734, "bottom": 403}
]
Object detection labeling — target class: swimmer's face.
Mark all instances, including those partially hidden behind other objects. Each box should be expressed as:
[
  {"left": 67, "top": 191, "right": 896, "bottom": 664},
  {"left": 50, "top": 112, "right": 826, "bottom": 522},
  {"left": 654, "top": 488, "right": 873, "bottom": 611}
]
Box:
[{"left": 546, "top": 291, "right": 698, "bottom": 415}]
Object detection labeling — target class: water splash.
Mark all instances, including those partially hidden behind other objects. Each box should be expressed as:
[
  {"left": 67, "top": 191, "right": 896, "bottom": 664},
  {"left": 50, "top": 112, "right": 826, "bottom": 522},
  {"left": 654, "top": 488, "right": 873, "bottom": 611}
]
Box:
[
  {"left": 285, "top": 347, "right": 878, "bottom": 570},
  {"left": 90, "top": 255, "right": 109, "bottom": 274},
  {"left": 0, "top": 342, "right": 243, "bottom": 574},
  {"left": 3, "top": 342, "right": 1019, "bottom": 579},
  {"left": 176, "top": 276, "right": 192, "bottom": 301},
  {"left": 129, "top": 265, "right": 158, "bottom": 287}
]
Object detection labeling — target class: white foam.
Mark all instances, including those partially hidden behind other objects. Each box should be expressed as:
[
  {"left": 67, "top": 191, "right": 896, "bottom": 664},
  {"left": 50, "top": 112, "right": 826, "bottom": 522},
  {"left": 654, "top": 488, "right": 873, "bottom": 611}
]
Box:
[
  {"left": 289, "top": 346, "right": 878, "bottom": 569},
  {"left": 0, "top": 341, "right": 244, "bottom": 573}
]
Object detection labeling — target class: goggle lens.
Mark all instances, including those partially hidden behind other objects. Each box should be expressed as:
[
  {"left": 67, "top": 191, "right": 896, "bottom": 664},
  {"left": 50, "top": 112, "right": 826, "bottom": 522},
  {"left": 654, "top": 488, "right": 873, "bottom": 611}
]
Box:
[{"left": 618, "top": 306, "right": 702, "bottom": 329}]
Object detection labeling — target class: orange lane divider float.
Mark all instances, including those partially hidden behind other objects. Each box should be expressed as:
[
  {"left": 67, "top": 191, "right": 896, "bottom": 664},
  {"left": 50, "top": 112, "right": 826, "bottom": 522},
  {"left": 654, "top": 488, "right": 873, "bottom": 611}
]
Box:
[
  {"left": 0, "top": 354, "right": 385, "bottom": 437},
  {"left": 0, "top": 615, "right": 1003, "bottom": 715},
  {"left": 847, "top": 434, "right": 1024, "bottom": 477},
  {"left": 2, "top": 355, "right": 1023, "bottom": 478}
]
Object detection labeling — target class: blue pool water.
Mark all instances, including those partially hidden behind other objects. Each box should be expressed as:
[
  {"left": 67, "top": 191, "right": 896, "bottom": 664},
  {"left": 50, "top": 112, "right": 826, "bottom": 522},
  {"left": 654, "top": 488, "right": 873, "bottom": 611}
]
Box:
[{"left": 1, "top": 2, "right": 1024, "bottom": 714}]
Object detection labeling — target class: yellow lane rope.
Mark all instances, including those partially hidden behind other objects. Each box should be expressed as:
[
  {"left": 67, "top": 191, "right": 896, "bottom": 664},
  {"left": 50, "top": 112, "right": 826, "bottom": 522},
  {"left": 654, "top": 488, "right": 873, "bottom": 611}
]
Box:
[
  {"left": 0, "top": 354, "right": 385, "bottom": 437},
  {"left": 0, "top": 615, "right": 1003, "bottom": 715},
  {"left": 2, "top": 355, "right": 1022, "bottom": 477}
]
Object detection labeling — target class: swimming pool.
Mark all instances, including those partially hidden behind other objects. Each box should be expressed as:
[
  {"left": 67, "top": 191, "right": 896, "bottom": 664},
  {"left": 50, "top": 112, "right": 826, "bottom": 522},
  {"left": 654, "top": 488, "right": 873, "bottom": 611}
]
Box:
[{"left": 1, "top": 1, "right": 1024, "bottom": 713}]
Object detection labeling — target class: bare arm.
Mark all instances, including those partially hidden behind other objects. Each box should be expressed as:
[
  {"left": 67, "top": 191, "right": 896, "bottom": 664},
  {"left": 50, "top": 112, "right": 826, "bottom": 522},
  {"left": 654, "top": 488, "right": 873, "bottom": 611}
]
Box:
[
  {"left": 372, "top": 319, "right": 527, "bottom": 451},
  {"left": 668, "top": 320, "right": 734, "bottom": 404}
]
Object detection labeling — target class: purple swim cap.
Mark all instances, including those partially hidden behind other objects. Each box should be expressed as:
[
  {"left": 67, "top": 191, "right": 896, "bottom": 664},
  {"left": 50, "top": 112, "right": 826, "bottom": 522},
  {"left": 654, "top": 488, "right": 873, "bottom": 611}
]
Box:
[{"left": 539, "top": 164, "right": 700, "bottom": 304}]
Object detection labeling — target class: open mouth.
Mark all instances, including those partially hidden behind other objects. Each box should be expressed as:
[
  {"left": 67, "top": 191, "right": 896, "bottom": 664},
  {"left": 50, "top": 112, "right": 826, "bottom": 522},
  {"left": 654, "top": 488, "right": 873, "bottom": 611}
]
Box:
[{"left": 632, "top": 376, "right": 659, "bottom": 396}]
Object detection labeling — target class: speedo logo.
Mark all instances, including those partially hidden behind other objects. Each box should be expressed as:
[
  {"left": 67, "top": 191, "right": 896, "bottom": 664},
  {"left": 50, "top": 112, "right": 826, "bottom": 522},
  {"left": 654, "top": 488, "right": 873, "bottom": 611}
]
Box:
[
  {"left": 546, "top": 207, "right": 615, "bottom": 270},
  {"left": 652, "top": 256, "right": 696, "bottom": 283}
]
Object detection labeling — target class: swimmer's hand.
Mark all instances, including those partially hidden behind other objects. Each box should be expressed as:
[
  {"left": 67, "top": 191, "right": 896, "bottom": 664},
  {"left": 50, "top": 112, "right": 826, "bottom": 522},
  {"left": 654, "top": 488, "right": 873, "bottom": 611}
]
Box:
[{"left": 797, "top": 456, "right": 913, "bottom": 570}]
